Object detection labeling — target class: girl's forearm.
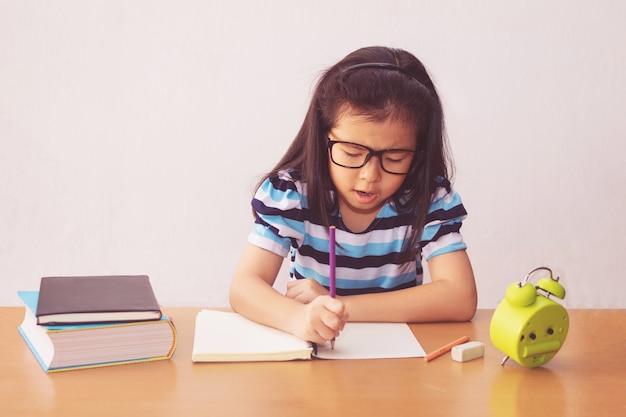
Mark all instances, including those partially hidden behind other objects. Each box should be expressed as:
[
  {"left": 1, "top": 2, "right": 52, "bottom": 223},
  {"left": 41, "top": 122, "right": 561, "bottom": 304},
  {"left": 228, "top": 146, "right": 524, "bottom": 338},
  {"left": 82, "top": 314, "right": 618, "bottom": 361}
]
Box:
[
  {"left": 341, "top": 251, "right": 477, "bottom": 323},
  {"left": 230, "top": 273, "right": 304, "bottom": 334},
  {"left": 340, "top": 279, "right": 477, "bottom": 323}
]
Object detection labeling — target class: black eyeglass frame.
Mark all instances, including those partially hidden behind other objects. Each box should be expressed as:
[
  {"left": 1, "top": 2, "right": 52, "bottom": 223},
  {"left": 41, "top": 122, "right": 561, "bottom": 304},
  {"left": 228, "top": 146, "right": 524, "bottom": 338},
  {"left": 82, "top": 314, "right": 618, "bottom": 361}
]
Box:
[{"left": 327, "top": 139, "right": 421, "bottom": 175}]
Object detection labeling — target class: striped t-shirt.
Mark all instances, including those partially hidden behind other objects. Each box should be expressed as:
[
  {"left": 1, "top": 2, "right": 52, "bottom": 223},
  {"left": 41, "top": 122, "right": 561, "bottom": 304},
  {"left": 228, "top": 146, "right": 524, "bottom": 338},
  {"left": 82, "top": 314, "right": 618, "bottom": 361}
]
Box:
[{"left": 248, "top": 170, "right": 468, "bottom": 295}]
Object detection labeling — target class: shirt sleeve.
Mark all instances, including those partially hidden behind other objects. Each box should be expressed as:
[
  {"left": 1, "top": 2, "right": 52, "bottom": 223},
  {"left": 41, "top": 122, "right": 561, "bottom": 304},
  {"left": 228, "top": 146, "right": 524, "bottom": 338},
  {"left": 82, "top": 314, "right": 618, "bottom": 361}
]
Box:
[
  {"left": 420, "top": 185, "right": 468, "bottom": 261},
  {"left": 247, "top": 171, "right": 305, "bottom": 258}
]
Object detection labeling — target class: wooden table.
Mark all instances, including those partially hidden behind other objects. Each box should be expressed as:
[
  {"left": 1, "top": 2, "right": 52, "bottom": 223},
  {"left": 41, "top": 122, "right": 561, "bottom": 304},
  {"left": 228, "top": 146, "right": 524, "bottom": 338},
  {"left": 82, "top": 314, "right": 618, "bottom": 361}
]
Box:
[{"left": 1, "top": 308, "right": 625, "bottom": 417}]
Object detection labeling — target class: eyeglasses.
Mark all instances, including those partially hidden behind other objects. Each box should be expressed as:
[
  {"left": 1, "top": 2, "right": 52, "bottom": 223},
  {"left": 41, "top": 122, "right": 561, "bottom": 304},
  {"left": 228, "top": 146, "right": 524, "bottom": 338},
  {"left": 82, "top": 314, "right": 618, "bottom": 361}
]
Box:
[{"left": 327, "top": 139, "right": 418, "bottom": 175}]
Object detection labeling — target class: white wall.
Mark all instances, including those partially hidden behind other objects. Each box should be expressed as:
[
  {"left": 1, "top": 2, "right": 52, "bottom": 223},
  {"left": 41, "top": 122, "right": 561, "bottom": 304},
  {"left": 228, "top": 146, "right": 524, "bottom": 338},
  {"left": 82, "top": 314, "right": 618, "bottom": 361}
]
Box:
[{"left": 1, "top": 1, "right": 625, "bottom": 309}]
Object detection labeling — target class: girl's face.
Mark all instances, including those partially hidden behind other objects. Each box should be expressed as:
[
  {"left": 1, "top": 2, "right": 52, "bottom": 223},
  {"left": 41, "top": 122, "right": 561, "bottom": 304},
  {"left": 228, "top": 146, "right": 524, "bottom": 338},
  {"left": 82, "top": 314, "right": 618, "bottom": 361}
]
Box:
[{"left": 328, "top": 111, "right": 416, "bottom": 232}]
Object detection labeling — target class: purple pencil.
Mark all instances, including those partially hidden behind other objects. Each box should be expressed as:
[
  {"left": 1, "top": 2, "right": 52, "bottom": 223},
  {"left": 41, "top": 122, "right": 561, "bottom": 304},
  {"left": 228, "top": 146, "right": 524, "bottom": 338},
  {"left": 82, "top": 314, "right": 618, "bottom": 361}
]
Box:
[
  {"left": 329, "top": 226, "right": 336, "bottom": 349},
  {"left": 329, "top": 226, "right": 336, "bottom": 298}
]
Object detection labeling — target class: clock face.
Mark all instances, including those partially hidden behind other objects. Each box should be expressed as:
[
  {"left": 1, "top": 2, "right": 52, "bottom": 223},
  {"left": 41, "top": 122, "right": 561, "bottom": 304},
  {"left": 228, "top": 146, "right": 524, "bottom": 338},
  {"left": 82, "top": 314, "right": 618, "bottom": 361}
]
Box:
[
  {"left": 515, "top": 302, "right": 569, "bottom": 367},
  {"left": 490, "top": 295, "right": 569, "bottom": 368}
]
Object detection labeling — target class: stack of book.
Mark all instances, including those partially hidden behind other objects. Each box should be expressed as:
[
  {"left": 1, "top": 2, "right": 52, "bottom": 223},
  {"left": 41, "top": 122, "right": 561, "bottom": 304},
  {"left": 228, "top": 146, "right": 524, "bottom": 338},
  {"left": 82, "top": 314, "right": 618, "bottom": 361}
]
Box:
[{"left": 18, "top": 275, "right": 177, "bottom": 372}]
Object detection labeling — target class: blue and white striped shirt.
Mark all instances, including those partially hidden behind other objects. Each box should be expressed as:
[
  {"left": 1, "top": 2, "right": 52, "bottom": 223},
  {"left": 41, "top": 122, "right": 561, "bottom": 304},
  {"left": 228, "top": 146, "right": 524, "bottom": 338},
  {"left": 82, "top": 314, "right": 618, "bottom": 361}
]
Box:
[{"left": 249, "top": 170, "right": 468, "bottom": 295}]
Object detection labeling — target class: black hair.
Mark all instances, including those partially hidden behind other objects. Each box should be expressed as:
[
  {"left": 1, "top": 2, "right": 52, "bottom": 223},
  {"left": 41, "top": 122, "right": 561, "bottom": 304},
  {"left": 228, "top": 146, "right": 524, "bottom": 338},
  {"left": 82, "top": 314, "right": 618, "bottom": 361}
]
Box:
[{"left": 257, "top": 46, "right": 453, "bottom": 256}]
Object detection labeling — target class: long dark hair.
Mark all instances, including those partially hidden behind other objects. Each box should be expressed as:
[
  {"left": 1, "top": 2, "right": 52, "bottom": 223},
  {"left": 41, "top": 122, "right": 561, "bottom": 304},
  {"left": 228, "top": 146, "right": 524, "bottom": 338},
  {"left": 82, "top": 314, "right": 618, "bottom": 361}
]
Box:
[{"left": 258, "top": 46, "right": 453, "bottom": 254}]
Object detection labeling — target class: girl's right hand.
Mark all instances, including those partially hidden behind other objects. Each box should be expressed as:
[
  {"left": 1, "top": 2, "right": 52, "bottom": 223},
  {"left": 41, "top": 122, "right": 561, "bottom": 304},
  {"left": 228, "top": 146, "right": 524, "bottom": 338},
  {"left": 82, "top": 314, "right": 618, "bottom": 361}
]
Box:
[{"left": 291, "top": 295, "right": 348, "bottom": 344}]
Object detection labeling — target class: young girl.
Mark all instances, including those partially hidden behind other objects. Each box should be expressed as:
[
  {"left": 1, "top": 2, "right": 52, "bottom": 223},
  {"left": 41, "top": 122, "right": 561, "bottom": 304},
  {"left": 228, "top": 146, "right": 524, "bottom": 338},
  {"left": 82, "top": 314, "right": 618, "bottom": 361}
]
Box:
[{"left": 230, "top": 46, "right": 476, "bottom": 345}]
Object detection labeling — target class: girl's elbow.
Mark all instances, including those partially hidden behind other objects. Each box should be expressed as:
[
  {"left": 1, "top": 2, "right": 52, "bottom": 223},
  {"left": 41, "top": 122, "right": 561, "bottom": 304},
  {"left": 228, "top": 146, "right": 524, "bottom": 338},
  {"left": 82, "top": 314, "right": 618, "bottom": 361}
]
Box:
[
  {"left": 228, "top": 280, "right": 245, "bottom": 312},
  {"left": 456, "top": 303, "right": 477, "bottom": 322},
  {"left": 228, "top": 290, "right": 238, "bottom": 311},
  {"left": 455, "top": 289, "right": 478, "bottom": 322}
]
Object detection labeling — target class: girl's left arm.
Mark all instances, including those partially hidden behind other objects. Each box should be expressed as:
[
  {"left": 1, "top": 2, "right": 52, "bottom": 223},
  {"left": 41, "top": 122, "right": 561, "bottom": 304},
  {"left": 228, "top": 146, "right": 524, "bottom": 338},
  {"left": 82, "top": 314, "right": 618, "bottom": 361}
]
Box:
[{"left": 340, "top": 249, "right": 477, "bottom": 322}]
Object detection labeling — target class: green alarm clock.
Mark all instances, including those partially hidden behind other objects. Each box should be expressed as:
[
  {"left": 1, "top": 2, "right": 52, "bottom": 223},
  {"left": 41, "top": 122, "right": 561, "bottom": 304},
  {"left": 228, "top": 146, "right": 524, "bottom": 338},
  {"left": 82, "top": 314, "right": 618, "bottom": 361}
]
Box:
[{"left": 490, "top": 267, "right": 569, "bottom": 368}]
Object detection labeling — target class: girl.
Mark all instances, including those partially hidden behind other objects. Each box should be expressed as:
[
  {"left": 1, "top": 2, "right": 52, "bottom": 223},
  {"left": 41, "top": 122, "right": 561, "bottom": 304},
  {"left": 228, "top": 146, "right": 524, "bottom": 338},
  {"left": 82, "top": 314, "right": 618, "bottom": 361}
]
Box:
[{"left": 230, "top": 46, "right": 476, "bottom": 345}]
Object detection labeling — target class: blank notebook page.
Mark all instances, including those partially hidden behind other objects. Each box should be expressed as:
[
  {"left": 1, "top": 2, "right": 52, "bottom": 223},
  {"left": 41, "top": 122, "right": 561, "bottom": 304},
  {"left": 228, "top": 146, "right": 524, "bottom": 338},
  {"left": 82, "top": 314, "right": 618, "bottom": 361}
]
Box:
[{"left": 314, "top": 322, "right": 426, "bottom": 359}]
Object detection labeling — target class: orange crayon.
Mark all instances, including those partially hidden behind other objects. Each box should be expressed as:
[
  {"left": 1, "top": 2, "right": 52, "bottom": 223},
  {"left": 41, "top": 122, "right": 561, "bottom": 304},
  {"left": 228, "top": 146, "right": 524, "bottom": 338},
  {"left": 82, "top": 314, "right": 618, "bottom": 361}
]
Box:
[{"left": 424, "top": 336, "right": 470, "bottom": 362}]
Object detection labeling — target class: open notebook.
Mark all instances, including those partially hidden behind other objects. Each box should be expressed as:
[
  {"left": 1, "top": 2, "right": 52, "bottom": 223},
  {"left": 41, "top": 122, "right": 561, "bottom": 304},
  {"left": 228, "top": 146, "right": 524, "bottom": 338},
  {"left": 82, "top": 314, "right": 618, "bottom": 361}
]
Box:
[{"left": 192, "top": 309, "right": 425, "bottom": 362}]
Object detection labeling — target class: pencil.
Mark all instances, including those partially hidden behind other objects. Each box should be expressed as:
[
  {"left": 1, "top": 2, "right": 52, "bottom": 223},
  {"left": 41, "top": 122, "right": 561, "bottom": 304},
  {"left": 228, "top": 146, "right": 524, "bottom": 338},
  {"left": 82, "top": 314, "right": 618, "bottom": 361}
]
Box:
[
  {"left": 329, "top": 226, "right": 336, "bottom": 349},
  {"left": 424, "top": 336, "right": 470, "bottom": 362}
]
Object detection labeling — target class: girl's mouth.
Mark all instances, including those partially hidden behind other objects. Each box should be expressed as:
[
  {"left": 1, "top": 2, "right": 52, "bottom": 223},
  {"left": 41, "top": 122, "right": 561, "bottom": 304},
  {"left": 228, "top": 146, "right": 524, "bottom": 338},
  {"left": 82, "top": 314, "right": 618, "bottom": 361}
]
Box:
[{"left": 354, "top": 190, "right": 378, "bottom": 203}]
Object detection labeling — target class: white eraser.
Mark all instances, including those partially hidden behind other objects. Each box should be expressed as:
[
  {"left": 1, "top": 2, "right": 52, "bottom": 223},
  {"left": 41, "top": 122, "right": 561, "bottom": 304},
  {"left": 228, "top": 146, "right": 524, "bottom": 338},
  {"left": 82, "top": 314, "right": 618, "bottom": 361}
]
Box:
[{"left": 451, "top": 341, "right": 485, "bottom": 362}]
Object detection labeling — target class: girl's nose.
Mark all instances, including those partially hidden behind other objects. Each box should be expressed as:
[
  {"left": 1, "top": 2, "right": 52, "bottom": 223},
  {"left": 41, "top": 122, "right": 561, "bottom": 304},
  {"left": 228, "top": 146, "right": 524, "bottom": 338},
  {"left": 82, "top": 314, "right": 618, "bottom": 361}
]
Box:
[{"left": 359, "top": 155, "right": 382, "bottom": 182}]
